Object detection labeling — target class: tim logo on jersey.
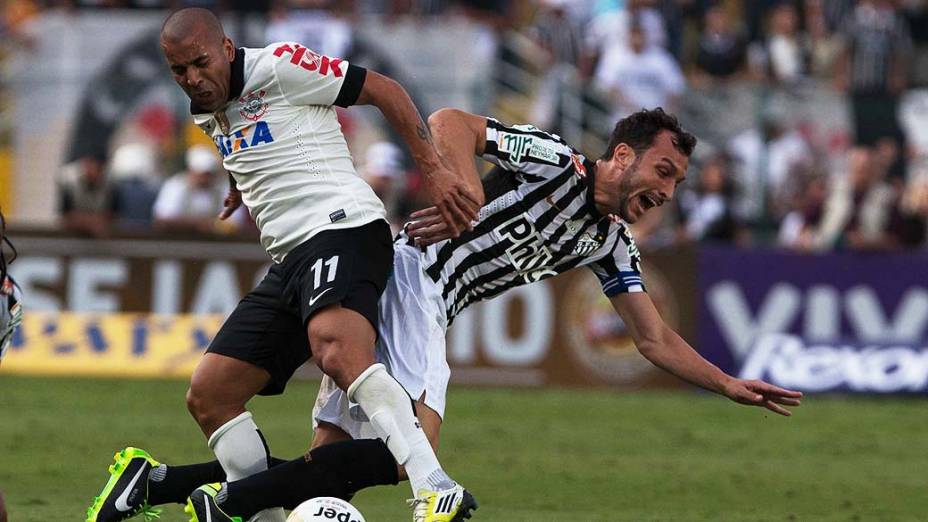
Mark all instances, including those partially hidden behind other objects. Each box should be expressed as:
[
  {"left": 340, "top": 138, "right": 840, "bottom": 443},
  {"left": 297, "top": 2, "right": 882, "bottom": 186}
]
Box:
[{"left": 213, "top": 121, "right": 275, "bottom": 158}]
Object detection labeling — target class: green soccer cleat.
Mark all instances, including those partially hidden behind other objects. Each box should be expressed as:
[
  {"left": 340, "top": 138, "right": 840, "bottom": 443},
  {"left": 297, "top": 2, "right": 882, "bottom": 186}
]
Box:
[
  {"left": 86, "top": 447, "right": 162, "bottom": 522},
  {"left": 408, "top": 484, "right": 477, "bottom": 522},
  {"left": 184, "top": 483, "right": 242, "bottom": 522}
]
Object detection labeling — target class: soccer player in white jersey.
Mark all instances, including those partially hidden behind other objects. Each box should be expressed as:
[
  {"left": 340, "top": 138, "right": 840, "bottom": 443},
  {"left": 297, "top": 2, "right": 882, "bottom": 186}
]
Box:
[
  {"left": 95, "top": 108, "right": 803, "bottom": 520},
  {"left": 0, "top": 208, "right": 23, "bottom": 522},
  {"left": 85, "top": 8, "right": 480, "bottom": 522}
]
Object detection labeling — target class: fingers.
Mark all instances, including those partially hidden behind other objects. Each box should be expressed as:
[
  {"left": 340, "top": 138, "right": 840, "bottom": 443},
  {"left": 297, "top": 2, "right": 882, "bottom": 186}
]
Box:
[
  {"left": 749, "top": 380, "right": 803, "bottom": 398},
  {"left": 451, "top": 191, "right": 480, "bottom": 222},
  {"left": 764, "top": 400, "right": 792, "bottom": 417},
  {"left": 409, "top": 206, "right": 441, "bottom": 220},
  {"left": 769, "top": 396, "right": 802, "bottom": 407},
  {"left": 412, "top": 223, "right": 455, "bottom": 246},
  {"left": 406, "top": 212, "right": 445, "bottom": 233}
]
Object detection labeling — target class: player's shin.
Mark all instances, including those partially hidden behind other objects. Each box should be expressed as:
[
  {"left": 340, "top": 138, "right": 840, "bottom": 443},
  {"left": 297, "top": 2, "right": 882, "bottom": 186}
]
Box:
[
  {"left": 214, "top": 438, "right": 398, "bottom": 518},
  {"left": 208, "top": 411, "right": 286, "bottom": 521},
  {"left": 346, "top": 363, "right": 455, "bottom": 495}
]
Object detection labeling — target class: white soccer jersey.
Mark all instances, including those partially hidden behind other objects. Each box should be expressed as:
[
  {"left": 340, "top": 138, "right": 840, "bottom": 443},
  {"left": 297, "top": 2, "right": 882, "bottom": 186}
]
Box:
[
  {"left": 192, "top": 42, "right": 386, "bottom": 262},
  {"left": 399, "top": 119, "right": 646, "bottom": 324}
]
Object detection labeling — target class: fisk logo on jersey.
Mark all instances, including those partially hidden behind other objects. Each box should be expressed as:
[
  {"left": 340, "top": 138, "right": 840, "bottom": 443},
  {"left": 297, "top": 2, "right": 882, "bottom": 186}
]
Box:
[
  {"left": 273, "top": 43, "right": 344, "bottom": 77},
  {"left": 496, "top": 215, "right": 557, "bottom": 282},
  {"left": 213, "top": 121, "right": 275, "bottom": 157}
]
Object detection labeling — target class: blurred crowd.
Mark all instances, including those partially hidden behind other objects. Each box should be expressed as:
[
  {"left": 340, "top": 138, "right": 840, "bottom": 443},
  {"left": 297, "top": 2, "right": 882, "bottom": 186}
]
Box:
[{"left": 5, "top": 0, "right": 928, "bottom": 252}]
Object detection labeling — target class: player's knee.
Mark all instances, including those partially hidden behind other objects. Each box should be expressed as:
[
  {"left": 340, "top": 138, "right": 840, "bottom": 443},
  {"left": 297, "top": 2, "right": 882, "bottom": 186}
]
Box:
[
  {"left": 185, "top": 383, "right": 228, "bottom": 430},
  {"left": 313, "top": 337, "right": 353, "bottom": 384}
]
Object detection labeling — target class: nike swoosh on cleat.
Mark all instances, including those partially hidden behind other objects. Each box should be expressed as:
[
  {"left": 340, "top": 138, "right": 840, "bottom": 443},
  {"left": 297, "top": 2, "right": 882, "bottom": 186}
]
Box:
[
  {"left": 114, "top": 465, "right": 148, "bottom": 512},
  {"left": 308, "top": 287, "right": 333, "bottom": 307}
]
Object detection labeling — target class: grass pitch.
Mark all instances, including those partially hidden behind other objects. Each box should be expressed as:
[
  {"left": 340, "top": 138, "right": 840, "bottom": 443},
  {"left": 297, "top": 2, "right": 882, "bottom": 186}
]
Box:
[{"left": 0, "top": 375, "right": 925, "bottom": 521}]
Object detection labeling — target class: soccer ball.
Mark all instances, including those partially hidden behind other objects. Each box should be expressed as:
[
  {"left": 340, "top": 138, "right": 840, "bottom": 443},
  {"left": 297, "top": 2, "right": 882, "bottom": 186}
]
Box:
[{"left": 287, "top": 497, "right": 366, "bottom": 522}]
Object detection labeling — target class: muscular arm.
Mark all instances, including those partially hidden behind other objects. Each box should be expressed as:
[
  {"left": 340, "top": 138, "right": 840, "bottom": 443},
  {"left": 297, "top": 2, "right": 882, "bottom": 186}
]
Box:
[
  {"left": 355, "top": 73, "right": 481, "bottom": 234},
  {"left": 612, "top": 292, "right": 802, "bottom": 415},
  {"left": 404, "top": 108, "right": 490, "bottom": 245}
]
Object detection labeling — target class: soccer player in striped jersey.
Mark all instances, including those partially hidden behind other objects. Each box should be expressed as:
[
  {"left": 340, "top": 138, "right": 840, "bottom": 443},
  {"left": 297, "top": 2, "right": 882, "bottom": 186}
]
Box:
[{"left": 88, "top": 108, "right": 801, "bottom": 521}]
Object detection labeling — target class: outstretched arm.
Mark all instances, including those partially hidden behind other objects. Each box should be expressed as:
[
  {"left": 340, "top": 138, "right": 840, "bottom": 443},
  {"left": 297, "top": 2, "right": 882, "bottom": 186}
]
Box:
[
  {"left": 612, "top": 292, "right": 802, "bottom": 416},
  {"left": 356, "top": 74, "right": 482, "bottom": 237}
]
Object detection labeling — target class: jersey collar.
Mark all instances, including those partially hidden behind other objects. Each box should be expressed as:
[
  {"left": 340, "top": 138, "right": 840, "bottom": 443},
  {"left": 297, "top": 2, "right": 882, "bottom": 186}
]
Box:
[{"left": 189, "top": 47, "right": 245, "bottom": 115}]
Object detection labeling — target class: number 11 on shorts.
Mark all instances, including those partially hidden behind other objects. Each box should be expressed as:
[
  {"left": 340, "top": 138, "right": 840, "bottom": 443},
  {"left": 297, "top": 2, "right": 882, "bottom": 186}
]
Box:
[{"left": 311, "top": 255, "right": 339, "bottom": 289}]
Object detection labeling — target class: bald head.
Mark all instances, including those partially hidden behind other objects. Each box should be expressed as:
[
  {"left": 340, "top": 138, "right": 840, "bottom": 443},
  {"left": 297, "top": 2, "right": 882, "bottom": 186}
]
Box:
[
  {"left": 161, "top": 8, "right": 225, "bottom": 45},
  {"left": 161, "top": 8, "right": 235, "bottom": 112}
]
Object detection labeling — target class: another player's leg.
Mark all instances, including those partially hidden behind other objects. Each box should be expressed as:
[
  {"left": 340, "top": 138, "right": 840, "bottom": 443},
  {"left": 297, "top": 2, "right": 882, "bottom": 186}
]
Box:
[
  {"left": 181, "top": 398, "right": 468, "bottom": 520},
  {"left": 310, "top": 305, "right": 465, "bottom": 515}
]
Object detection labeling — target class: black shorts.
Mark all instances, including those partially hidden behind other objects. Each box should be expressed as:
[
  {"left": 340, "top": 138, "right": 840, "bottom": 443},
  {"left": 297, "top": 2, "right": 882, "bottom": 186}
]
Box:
[{"left": 207, "top": 219, "right": 394, "bottom": 395}]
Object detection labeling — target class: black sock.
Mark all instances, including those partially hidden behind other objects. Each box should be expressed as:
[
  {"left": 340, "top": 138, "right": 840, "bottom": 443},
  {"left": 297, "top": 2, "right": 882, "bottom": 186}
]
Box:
[
  {"left": 147, "top": 455, "right": 288, "bottom": 505},
  {"left": 148, "top": 461, "right": 227, "bottom": 505},
  {"left": 220, "top": 438, "right": 398, "bottom": 518}
]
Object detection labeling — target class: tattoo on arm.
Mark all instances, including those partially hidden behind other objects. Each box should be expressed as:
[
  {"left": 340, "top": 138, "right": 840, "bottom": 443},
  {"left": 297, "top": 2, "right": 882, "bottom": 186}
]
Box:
[{"left": 416, "top": 116, "right": 433, "bottom": 144}]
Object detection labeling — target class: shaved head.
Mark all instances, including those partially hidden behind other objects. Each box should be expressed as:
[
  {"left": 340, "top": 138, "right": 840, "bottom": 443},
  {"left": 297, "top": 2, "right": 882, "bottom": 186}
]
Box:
[
  {"left": 161, "top": 8, "right": 225, "bottom": 45},
  {"left": 161, "top": 8, "right": 235, "bottom": 112}
]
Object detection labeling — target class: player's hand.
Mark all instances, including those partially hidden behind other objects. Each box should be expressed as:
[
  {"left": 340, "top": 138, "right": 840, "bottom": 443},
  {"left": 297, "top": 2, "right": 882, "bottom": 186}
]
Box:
[
  {"left": 423, "top": 165, "right": 483, "bottom": 238},
  {"left": 218, "top": 188, "right": 242, "bottom": 220},
  {"left": 406, "top": 206, "right": 457, "bottom": 246},
  {"left": 722, "top": 378, "right": 803, "bottom": 416}
]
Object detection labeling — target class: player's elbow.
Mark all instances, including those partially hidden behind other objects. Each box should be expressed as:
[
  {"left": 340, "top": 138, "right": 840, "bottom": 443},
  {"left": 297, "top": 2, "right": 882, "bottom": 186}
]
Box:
[{"left": 427, "top": 107, "right": 462, "bottom": 132}]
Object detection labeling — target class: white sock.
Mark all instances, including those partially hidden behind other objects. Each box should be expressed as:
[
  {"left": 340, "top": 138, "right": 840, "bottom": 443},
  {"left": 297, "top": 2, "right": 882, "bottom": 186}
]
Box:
[
  {"left": 347, "top": 363, "right": 456, "bottom": 494},
  {"left": 208, "top": 412, "right": 286, "bottom": 522}
]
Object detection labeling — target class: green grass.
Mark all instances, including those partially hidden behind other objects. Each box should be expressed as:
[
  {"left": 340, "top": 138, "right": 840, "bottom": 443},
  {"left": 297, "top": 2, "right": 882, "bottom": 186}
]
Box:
[{"left": 1, "top": 376, "right": 926, "bottom": 521}]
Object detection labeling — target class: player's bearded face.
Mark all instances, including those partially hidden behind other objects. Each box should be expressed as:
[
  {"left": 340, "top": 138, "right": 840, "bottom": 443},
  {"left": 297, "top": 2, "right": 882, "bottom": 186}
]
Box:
[
  {"left": 614, "top": 132, "right": 688, "bottom": 224},
  {"left": 162, "top": 33, "right": 234, "bottom": 112}
]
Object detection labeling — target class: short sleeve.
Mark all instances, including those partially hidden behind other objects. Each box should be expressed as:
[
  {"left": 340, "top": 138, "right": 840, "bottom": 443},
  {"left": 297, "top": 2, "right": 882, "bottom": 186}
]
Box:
[
  {"left": 587, "top": 223, "right": 646, "bottom": 297},
  {"left": 267, "top": 42, "right": 366, "bottom": 108},
  {"left": 482, "top": 118, "right": 572, "bottom": 175}
]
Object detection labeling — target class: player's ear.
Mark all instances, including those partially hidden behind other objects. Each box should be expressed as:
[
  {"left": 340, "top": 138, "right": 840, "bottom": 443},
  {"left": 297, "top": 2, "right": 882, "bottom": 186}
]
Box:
[
  {"left": 223, "top": 37, "right": 235, "bottom": 61},
  {"left": 612, "top": 143, "right": 636, "bottom": 172}
]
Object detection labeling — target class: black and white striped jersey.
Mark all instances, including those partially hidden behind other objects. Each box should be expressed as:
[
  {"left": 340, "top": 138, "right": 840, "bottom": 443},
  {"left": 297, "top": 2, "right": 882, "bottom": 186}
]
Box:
[{"left": 401, "top": 118, "right": 646, "bottom": 324}]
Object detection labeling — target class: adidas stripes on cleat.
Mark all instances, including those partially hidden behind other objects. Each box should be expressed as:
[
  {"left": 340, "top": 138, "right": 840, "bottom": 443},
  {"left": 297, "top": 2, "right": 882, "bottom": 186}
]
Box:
[{"left": 408, "top": 484, "right": 477, "bottom": 522}]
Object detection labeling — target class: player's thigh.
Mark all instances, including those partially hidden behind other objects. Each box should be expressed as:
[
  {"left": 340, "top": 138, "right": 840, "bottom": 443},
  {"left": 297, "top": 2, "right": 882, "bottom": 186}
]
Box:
[
  {"left": 307, "top": 304, "right": 377, "bottom": 382},
  {"left": 189, "top": 352, "right": 270, "bottom": 407}
]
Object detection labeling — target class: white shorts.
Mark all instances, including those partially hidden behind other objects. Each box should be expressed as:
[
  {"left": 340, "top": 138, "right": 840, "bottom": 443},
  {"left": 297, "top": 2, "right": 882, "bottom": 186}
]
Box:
[{"left": 312, "top": 243, "right": 450, "bottom": 438}]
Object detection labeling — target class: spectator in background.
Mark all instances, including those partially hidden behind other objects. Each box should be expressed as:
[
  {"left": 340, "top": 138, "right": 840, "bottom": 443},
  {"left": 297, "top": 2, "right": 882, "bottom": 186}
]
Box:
[
  {"left": 777, "top": 171, "right": 828, "bottom": 250},
  {"left": 359, "top": 141, "right": 405, "bottom": 233},
  {"left": 765, "top": 2, "right": 809, "bottom": 85},
  {"left": 58, "top": 153, "right": 117, "bottom": 238},
  {"left": 675, "top": 153, "right": 740, "bottom": 243},
  {"left": 528, "top": 0, "right": 584, "bottom": 130},
  {"left": 109, "top": 142, "right": 160, "bottom": 230},
  {"left": 586, "top": 0, "right": 667, "bottom": 79},
  {"left": 265, "top": 0, "right": 352, "bottom": 57},
  {"left": 153, "top": 145, "right": 242, "bottom": 234},
  {"left": 594, "top": 19, "right": 685, "bottom": 122},
  {"left": 727, "top": 109, "right": 811, "bottom": 224},
  {"left": 837, "top": 0, "right": 912, "bottom": 147},
  {"left": 815, "top": 146, "right": 898, "bottom": 250},
  {"left": 694, "top": 3, "right": 747, "bottom": 85}
]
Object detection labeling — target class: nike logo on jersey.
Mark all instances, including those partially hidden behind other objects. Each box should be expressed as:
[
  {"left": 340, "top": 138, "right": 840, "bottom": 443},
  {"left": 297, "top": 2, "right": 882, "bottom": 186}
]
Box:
[
  {"left": 308, "top": 287, "right": 333, "bottom": 307},
  {"left": 114, "top": 465, "right": 148, "bottom": 511},
  {"left": 214, "top": 121, "right": 275, "bottom": 158}
]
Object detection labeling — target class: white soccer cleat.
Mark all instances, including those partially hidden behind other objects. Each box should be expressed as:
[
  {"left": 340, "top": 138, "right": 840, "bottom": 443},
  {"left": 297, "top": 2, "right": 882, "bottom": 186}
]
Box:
[{"left": 407, "top": 484, "right": 477, "bottom": 522}]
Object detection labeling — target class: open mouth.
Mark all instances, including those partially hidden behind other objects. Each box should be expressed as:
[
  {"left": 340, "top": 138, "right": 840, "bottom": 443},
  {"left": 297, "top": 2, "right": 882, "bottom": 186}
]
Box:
[{"left": 640, "top": 193, "right": 661, "bottom": 210}]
